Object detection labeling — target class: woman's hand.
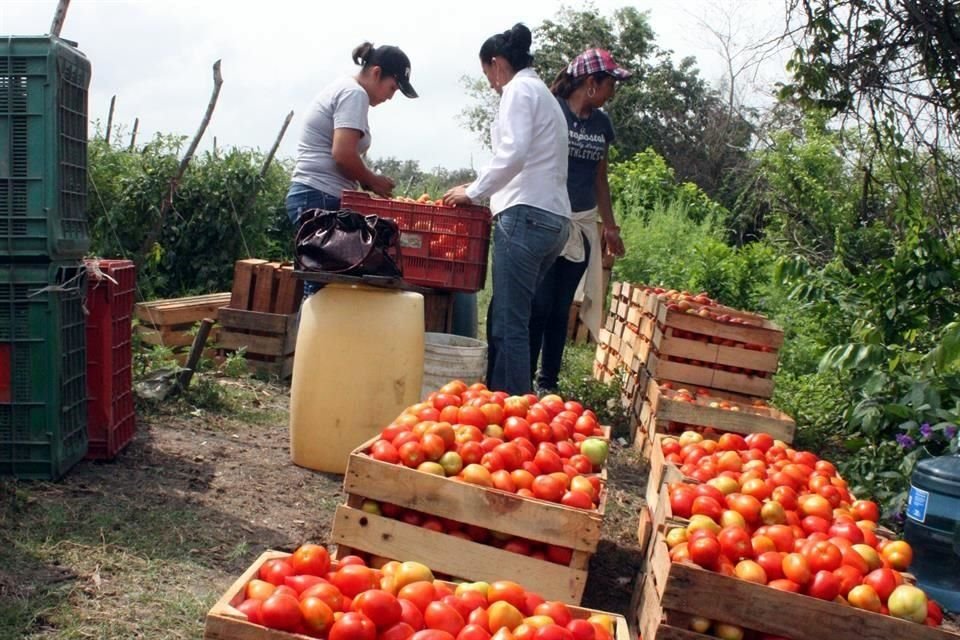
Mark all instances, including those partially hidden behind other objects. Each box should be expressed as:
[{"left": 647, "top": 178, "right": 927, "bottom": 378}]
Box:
[
  {"left": 443, "top": 185, "right": 473, "bottom": 206},
  {"left": 603, "top": 224, "right": 625, "bottom": 257},
  {"left": 365, "top": 173, "right": 396, "bottom": 198}
]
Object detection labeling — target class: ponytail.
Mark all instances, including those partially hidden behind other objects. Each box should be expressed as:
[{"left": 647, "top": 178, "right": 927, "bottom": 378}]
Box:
[
  {"left": 479, "top": 23, "right": 533, "bottom": 71},
  {"left": 352, "top": 42, "right": 374, "bottom": 67}
]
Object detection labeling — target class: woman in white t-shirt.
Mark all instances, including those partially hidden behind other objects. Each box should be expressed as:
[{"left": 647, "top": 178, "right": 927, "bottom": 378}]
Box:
[{"left": 444, "top": 24, "right": 571, "bottom": 395}]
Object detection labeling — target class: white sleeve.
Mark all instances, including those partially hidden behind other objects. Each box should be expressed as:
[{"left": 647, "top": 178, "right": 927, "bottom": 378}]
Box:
[{"left": 465, "top": 82, "right": 533, "bottom": 202}]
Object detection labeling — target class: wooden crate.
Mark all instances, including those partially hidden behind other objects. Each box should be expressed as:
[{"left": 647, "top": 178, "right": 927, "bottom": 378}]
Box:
[
  {"left": 645, "top": 351, "right": 774, "bottom": 399},
  {"left": 566, "top": 300, "right": 591, "bottom": 345},
  {"left": 333, "top": 434, "right": 609, "bottom": 604},
  {"left": 633, "top": 526, "right": 960, "bottom": 640},
  {"left": 134, "top": 292, "right": 230, "bottom": 354},
  {"left": 635, "top": 377, "right": 795, "bottom": 446},
  {"left": 205, "top": 550, "right": 631, "bottom": 640},
  {"left": 229, "top": 259, "right": 303, "bottom": 315},
  {"left": 218, "top": 308, "right": 297, "bottom": 379}
]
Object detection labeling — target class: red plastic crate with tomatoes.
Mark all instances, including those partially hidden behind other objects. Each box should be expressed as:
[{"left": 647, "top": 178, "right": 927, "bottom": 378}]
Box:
[{"left": 341, "top": 191, "right": 491, "bottom": 292}]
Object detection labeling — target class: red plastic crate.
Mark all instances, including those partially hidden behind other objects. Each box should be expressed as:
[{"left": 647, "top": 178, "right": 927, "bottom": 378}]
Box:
[
  {"left": 83, "top": 259, "right": 136, "bottom": 459},
  {"left": 341, "top": 191, "right": 491, "bottom": 292}
]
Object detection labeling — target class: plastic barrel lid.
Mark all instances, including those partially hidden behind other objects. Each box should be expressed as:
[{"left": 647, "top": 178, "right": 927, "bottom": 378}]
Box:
[{"left": 912, "top": 454, "right": 960, "bottom": 499}]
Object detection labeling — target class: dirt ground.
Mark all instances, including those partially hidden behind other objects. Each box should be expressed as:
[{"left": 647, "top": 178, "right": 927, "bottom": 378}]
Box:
[{"left": 0, "top": 376, "right": 648, "bottom": 639}]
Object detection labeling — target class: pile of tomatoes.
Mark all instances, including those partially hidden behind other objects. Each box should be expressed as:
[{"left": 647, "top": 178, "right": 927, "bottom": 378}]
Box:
[
  {"left": 365, "top": 381, "right": 609, "bottom": 510},
  {"left": 356, "top": 501, "right": 576, "bottom": 566},
  {"left": 660, "top": 430, "right": 944, "bottom": 628},
  {"left": 236, "top": 545, "right": 618, "bottom": 640}
]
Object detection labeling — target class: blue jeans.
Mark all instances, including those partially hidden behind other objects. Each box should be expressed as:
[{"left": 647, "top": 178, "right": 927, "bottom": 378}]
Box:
[
  {"left": 486, "top": 205, "right": 570, "bottom": 395},
  {"left": 285, "top": 182, "right": 341, "bottom": 296},
  {"left": 529, "top": 235, "right": 590, "bottom": 391}
]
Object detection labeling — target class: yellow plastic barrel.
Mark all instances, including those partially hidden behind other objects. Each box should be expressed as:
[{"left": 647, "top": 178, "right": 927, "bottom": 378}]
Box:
[{"left": 289, "top": 283, "right": 424, "bottom": 473}]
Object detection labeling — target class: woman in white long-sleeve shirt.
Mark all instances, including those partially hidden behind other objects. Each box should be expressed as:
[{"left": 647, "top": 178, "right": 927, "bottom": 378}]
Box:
[{"left": 444, "top": 23, "right": 571, "bottom": 395}]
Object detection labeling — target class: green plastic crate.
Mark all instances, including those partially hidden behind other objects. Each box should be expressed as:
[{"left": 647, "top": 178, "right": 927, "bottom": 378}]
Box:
[
  {"left": 0, "top": 36, "right": 90, "bottom": 259},
  {"left": 0, "top": 262, "right": 88, "bottom": 479}
]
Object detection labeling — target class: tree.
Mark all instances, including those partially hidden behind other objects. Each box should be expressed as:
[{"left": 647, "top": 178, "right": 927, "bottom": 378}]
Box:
[
  {"left": 459, "top": 5, "right": 754, "bottom": 207},
  {"left": 782, "top": 1, "right": 960, "bottom": 128},
  {"left": 369, "top": 157, "right": 477, "bottom": 197},
  {"left": 781, "top": 0, "right": 960, "bottom": 234}
]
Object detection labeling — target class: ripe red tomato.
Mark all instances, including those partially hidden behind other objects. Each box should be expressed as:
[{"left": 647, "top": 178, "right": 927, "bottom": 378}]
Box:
[
  {"left": 689, "top": 537, "right": 722, "bottom": 569},
  {"left": 691, "top": 496, "right": 724, "bottom": 521},
  {"left": 246, "top": 578, "right": 276, "bottom": 600},
  {"left": 424, "top": 600, "right": 466, "bottom": 636},
  {"left": 301, "top": 596, "right": 335, "bottom": 633},
  {"left": 413, "top": 631, "right": 458, "bottom": 640},
  {"left": 804, "top": 540, "right": 843, "bottom": 573},
  {"left": 756, "top": 551, "right": 785, "bottom": 581},
  {"left": 372, "top": 440, "right": 401, "bottom": 463},
  {"left": 573, "top": 415, "right": 597, "bottom": 437},
  {"left": 781, "top": 553, "right": 811, "bottom": 586},
  {"left": 458, "top": 624, "right": 493, "bottom": 640},
  {"left": 851, "top": 499, "right": 880, "bottom": 522},
  {"left": 399, "top": 598, "right": 426, "bottom": 629},
  {"left": 833, "top": 564, "right": 864, "bottom": 597},
  {"left": 330, "top": 611, "right": 378, "bottom": 640},
  {"left": 864, "top": 568, "right": 898, "bottom": 602},
  {"left": 531, "top": 475, "right": 565, "bottom": 502},
  {"left": 284, "top": 574, "right": 326, "bottom": 595},
  {"left": 398, "top": 442, "right": 426, "bottom": 468},
  {"left": 301, "top": 582, "right": 344, "bottom": 611},
  {"left": 487, "top": 581, "right": 527, "bottom": 610},
  {"left": 290, "top": 544, "right": 331, "bottom": 577},
  {"left": 353, "top": 589, "right": 402, "bottom": 628},
  {"left": 669, "top": 486, "right": 696, "bottom": 519},
  {"left": 718, "top": 526, "right": 753, "bottom": 562},
  {"left": 535, "top": 624, "right": 575, "bottom": 640},
  {"left": 767, "top": 579, "right": 801, "bottom": 593},
  {"left": 806, "top": 569, "right": 841, "bottom": 601},
  {"left": 236, "top": 598, "right": 263, "bottom": 625},
  {"left": 259, "top": 559, "right": 296, "bottom": 586},
  {"left": 566, "top": 619, "right": 596, "bottom": 640},
  {"left": 330, "top": 565, "right": 380, "bottom": 598},
  {"left": 261, "top": 592, "right": 303, "bottom": 632},
  {"left": 560, "top": 490, "right": 594, "bottom": 510},
  {"left": 383, "top": 622, "right": 418, "bottom": 640},
  {"left": 534, "top": 601, "right": 573, "bottom": 627}
]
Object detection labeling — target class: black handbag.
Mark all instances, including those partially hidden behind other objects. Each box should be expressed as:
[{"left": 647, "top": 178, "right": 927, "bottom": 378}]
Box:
[{"left": 294, "top": 208, "right": 402, "bottom": 278}]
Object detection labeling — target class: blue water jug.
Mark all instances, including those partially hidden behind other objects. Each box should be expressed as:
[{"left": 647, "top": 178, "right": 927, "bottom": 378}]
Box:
[{"left": 904, "top": 453, "right": 960, "bottom": 612}]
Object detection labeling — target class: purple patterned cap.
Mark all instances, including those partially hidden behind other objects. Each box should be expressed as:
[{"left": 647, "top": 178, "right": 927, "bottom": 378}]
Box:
[{"left": 567, "top": 48, "right": 633, "bottom": 80}]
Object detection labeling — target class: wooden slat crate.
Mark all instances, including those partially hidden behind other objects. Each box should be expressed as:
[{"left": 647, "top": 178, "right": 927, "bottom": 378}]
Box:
[
  {"left": 229, "top": 259, "right": 303, "bottom": 315},
  {"left": 205, "top": 550, "right": 632, "bottom": 640},
  {"left": 566, "top": 300, "right": 591, "bottom": 344},
  {"left": 135, "top": 292, "right": 231, "bottom": 328},
  {"left": 134, "top": 293, "right": 230, "bottom": 360},
  {"left": 217, "top": 308, "right": 297, "bottom": 379},
  {"left": 634, "top": 377, "right": 795, "bottom": 446},
  {"left": 644, "top": 351, "right": 774, "bottom": 399},
  {"left": 333, "top": 433, "right": 609, "bottom": 604},
  {"left": 633, "top": 526, "right": 959, "bottom": 640}
]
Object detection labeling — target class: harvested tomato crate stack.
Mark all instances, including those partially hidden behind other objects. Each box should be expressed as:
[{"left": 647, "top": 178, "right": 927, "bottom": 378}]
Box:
[
  {"left": 594, "top": 283, "right": 795, "bottom": 450},
  {"left": 628, "top": 427, "right": 958, "bottom": 640},
  {"left": 203, "top": 548, "right": 632, "bottom": 640},
  {"left": 330, "top": 384, "right": 611, "bottom": 604},
  {"left": 341, "top": 191, "right": 491, "bottom": 292},
  {"left": 84, "top": 259, "right": 136, "bottom": 459}
]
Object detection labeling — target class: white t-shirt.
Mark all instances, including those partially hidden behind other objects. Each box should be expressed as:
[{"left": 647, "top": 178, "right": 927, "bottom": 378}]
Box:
[
  {"left": 291, "top": 77, "right": 371, "bottom": 196},
  {"left": 465, "top": 68, "right": 571, "bottom": 218}
]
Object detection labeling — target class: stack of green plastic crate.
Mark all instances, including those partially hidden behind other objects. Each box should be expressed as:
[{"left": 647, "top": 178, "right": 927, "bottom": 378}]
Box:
[{"left": 1, "top": 35, "right": 91, "bottom": 479}]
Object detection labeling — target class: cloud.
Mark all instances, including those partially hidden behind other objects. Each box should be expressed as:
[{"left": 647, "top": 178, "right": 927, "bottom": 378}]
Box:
[{"left": 4, "top": 0, "right": 788, "bottom": 169}]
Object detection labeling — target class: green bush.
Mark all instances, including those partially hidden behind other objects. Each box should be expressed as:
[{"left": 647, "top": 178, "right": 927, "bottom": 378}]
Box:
[{"left": 88, "top": 134, "right": 292, "bottom": 299}]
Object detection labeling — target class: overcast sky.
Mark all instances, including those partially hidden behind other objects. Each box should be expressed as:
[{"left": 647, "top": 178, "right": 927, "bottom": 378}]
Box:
[{"left": 4, "top": 0, "right": 790, "bottom": 171}]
